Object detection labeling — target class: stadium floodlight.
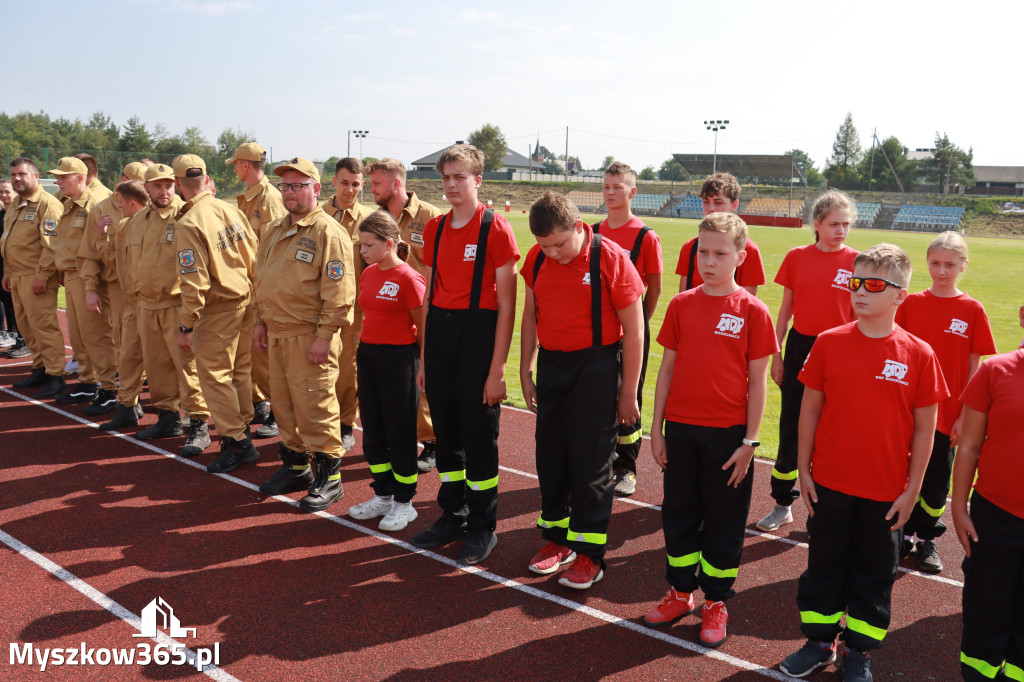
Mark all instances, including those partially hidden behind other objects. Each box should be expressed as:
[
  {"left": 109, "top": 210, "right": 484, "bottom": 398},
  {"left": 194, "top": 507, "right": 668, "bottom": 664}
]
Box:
[
  {"left": 704, "top": 120, "right": 728, "bottom": 173},
  {"left": 348, "top": 130, "right": 370, "bottom": 158}
]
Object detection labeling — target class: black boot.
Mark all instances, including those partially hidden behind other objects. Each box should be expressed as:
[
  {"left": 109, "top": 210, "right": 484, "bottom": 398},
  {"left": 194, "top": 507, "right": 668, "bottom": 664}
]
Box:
[
  {"left": 136, "top": 409, "right": 184, "bottom": 440},
  {"left": 83, "top": 388, "right": 118, "bottom": 415},
  {"left": 101, "top": 403, "right": 140, "bottom": 431},
  {"left": 259, "top": 444, "right": 314, "bottom": 495},
  {"left": 254, "top": 410, "right": 278, "bottom": 438},
  {"left": 55, "top": 382, "right": 98, "bottom": 404},
  {"left": 299, "top": 452, "right": 344, "bottom": 511},
  {"left": 13, "top": 368, "right": 47, "bottom": 388},
  {"left": 180, "top": 419, "right": 211, "bottom": 458},
  {"left": 35, "top": 375, "right": 66, "bottom": 398},
  {"left": 207, "top": 435, "right": 259, "bottom": 474}
]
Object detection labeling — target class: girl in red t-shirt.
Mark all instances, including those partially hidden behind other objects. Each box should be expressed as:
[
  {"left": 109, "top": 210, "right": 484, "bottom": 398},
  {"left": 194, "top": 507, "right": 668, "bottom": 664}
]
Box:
[
  {"left": 346, "top": 211, "right": 426, "bottom": 533},
  {"left": 757, "top": 190, "right": 859, "bottom": 533},
  {"left": 896, "top": 231, "right": 996, "bottom": 573}
]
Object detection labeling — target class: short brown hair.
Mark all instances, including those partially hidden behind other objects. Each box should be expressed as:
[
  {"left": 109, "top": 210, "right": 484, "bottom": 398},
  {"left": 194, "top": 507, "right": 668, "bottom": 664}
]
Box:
[
  {"left": 699, "top": 172, "right": 741, "bottom": 202},
  {"left": 529, "top": 191, "right": 579, "bottom": 237},
  {"left": 364, "top": 158, "right": 406, "bottom": 181},
  {"left": 74, "top": 153, "right": 99, "bottom": 179},
  {"left": 334, "top": 157, "right": 363, "bottom": 175},
  {"left": 115, "top": 180, "right": 149, "bottom": 205},
  {"left": 854, "top": 243, "right": 912, "bottom": 288},
  {"left": 359, "top": 211, "right": 409, "bottom": 262},
  {"left": 604, "top": 161, "right": 636, "bottom": 187},
  {"left": 10, "top": 157, "right": 38, "bottom": 173},
  {"left": 698, "top": 212, "right": 748, "bottom": 252},
  {"left": 436, "top": 143, "right": 485, "bottom": 176}
]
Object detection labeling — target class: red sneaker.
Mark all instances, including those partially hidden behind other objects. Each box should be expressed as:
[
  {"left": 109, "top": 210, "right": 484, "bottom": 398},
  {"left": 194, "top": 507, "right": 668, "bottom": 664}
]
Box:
[
  {"left": 700, "top": 601, "right": 728, "bottom": 647},
  {"left": 642, "top": 587, "right": 696, "bottom": 628},
  {"left": 557, "top": 554, "right": 604, "bottom": 589},
  {"left": 529, "top": 542, "right": 576, "bottom": 575}
]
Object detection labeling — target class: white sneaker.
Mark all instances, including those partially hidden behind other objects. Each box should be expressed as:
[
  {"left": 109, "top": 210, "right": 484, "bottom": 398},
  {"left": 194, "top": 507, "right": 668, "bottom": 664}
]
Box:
[
  {"left": 348, "top": 495, "right": 393, "bottom": 520},
  {"left": 756, "top": 504, "right": 794, "bottom": 532},
  {"left": 0, "top": 331, "right": 15, "bottom": 348},
  {"left": 64, "top": 359, "right": 80, "bottom": 375},
  {"left": 379, "top": 501, "right": 418, "bottom": 532}
]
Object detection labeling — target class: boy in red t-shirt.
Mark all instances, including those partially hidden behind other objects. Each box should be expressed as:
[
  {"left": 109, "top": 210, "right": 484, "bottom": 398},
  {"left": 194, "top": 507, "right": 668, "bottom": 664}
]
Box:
[
  {"left": 410, "top": 144, "right": 520, "bottom": 566},
  {"left": 642, "top": 212, "right": 777, "bottom": 647},
  {"left": 780, "top": 244, "right": 948, "bottom": 681},
  {"left": 591, "top": 161, "right": 663, "bottom": 497},
  {"left": 520, "top": 191, "right": 644, "bottom": 589},
  {"left": 675, "top": 173, "right": 766, "bottom": 295}
]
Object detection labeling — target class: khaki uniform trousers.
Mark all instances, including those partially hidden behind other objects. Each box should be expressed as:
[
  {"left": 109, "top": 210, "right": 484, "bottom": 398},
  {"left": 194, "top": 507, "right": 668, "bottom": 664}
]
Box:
[
  {"left": 138, "top": 306, "right": 208, "bottom": 419},
  {"left": 62, "top": 272, "right": 91, "bottom": 381},
  {"left": 250, "top": 333, "right": 270, "bottom": 404},
  {"left": 193, "top": 305, "right": 255, "bottom": 441},
  {"left": 336, "top": 309, "right": 361, "bottom": 427},
  {"left": 116, "top": 302, "right": 145, "bottom": 408},
  {"left": 108, "top": 282, "right": 124, "bottom": 358},
  {"left": 64, "top": 273, "right": 116, "bottom": 390},
  {"left": 417, "top": 392, "right": 435, "bottom": 443},
  {"left": 270, "top": 331, "right": 343, "bottom": 457},
  {"left": 11, "top": 274, "right": 65, "bottom": 376}
]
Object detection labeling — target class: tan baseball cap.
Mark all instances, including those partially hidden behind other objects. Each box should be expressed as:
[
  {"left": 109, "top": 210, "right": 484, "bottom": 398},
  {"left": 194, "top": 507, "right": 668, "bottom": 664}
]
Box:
[
  {"left": 226, "top": 142, "right": 266, "bottom": 165},
  {"left": 122, "top": 162, "right": 148, "bottom": 182},
  {"left": 274, "top": 157, "right": 320, "bottom": 183},
  {"left": 145, "top": 163, "right": 175, "bottom": 182},
  {"left": 173, "top": 154, "right": 207, "bottom": 178},
  {"left": 48, "top": 157, "right": 88, "bottom": 176}
]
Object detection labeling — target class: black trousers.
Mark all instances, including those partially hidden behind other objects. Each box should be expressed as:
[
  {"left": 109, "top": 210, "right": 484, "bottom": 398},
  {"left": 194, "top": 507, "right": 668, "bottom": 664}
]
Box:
[
  {"left": 357, "top": 342, "right": 420, "bottom": 504},
  {"left": 424, "top": 307, "right": 501, "bottom": 533},
  {"left": 771, "top": 328, "right": 817, "bottom": 506},
  {"left": 797, "top": 484, "right": 899, "bottom": 653},
  {"left": 0, "top": 259, "right": 17, "bottom": 336},
  {"left": 961, "top": 492, "right": 1024, "bottom": 681},
  {"left": 536, "top": 343, "right": 619, "bottom": 564},
  {"left": 662, "top": 421, "right": 752, "bottom": 602},
  {"left": 904, "top": 431, "right": 954, "bottom": 541},
  {"left": 613, "top": 312, "right": 648, "bottom": 475}
]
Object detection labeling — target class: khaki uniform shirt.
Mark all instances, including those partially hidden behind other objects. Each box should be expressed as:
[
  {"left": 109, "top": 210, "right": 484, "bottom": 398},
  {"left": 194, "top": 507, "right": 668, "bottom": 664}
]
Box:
[
  {"left": 254, "top": 206, "right": 354, "bottom": 340},
  {"left": 54, "top": 191, "right": 99, "bottom": 275},
  {"left": 0, "top": 184, "right": 62, "bottom": 279},
  {"left": 320, "top": 196, "right": 374, "bottom": 314},
  {"left": 88, "top": 178, "right": 112, "bottom": 201},
  {"left": 392, "top": 191, "right": 442, "bottom": 275},
  {"left": 236, "top": 176, "right": 285, "bottom": 241},
  {"left": 173, "top": 191, "right": 256, "bottom": 329},
  {"left": 130, "top": 196, "right": 186, "bottom": 310},
  {"left": 113, "top": 216, "right": 137, "bottom": 307},
  {"left": 78, "top": 194, "right": 124, "bottom": 290}
]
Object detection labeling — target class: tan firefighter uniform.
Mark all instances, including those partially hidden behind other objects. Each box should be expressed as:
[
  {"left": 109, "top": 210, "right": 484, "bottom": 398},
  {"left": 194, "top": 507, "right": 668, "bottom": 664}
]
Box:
[{"left": 87, "top": 177, "right": 112, "bottom": 201}]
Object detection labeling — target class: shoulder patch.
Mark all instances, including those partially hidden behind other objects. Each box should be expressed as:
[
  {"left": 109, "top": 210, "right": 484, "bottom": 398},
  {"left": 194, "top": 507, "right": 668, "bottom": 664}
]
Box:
[
  {"left": 178, "top": 249, "right": 196, "bottom": 268},
  {"left": 326, "top": 260, "right": 345, "bottom": 280},
  {"left": 42, "top": 218, "right": 58, "bottom": 236}
]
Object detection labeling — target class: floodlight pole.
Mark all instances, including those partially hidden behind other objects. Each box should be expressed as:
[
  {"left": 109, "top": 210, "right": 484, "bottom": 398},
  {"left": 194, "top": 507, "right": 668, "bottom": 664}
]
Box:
[
  {"left": 705, "top": 120, "right": 728, "bottom": 174},
  {"left": 348, "top": 130, "right": 369, "bottom": 159}
]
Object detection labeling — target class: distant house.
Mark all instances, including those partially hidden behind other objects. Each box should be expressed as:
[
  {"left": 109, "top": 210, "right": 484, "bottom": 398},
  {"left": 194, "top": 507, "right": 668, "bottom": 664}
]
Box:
[
  {"left": 411, "top": 142, "right": 536, "bottom": 173},
  {"left": 973, "top": 166, "right": 1024, "bottom": 195}
]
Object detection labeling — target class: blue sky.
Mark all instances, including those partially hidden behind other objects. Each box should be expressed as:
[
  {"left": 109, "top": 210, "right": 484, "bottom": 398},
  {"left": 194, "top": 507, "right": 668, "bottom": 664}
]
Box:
[{"left": 8, "top": 0, "right": 1021, "bottom": 171}]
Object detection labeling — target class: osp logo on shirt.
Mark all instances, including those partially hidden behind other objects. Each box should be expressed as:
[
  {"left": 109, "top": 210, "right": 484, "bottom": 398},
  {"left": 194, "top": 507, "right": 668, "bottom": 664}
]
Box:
[
  {"left": 463, "top": 244, "right": 477, "bottom": 261},
  {"left": 714, "top": 314, "right": 744, "bottom": 339},
  {"left": 877, "top": 359, "right": 909, "bottom": 385},
  {"left": 376, "top": 281, "right": 399, "bottom": 300},
  {"left": 832, "top": 269, "right": 853, "bottom": 291},
  {"left": 946, "top": 318, "right": 969, "bottom": 338}
]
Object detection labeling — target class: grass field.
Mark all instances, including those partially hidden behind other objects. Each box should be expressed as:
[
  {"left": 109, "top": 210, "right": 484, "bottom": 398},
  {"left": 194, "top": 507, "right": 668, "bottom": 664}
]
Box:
[{"left": 499, "top": 213, "right": 1024, "bottom": 459}]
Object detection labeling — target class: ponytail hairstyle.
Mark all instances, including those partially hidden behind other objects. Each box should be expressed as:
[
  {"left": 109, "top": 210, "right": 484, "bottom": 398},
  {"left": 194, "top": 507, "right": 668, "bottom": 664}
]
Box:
[
  {"left": 927, "top": 230, "right": 968, "bottom": 262},
  {"left": 359, "top": 210, "right": 409, "bottom": 262},
  {"left": 810, "top": 189, "right": 857, "bottom": 243}
]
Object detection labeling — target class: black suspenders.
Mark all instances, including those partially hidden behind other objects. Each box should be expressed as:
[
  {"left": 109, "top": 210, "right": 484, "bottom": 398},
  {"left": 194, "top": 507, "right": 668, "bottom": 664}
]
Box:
[
  {"left": 592, "top": 220, "right": 649, "bottom": 267},
  {"left": 428, "top": 208, "right": 494, "bottom": 311},
  {"left": 532, "top": 232, "right": 603, "bottom": 348}
]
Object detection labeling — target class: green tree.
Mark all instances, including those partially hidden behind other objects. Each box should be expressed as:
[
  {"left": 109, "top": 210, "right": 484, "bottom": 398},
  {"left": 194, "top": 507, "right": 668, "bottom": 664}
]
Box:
[
  {"left": 537, "top": 145, "right": 555, "bottom": 162},
  {"left": 119, "top": 115, "right": 154, "bottom": 152},
  {"left": 785, "top": 148, "right": 821, "bottom": 186},
  {"left": 217, "top": 127, "right": 256, "bottom": 158},
  {"left": 361, "top": 157, "right": 379, "bottom": 167},
  {"left": 601, "top": 155, "right": 615, "bottom": 170},
  {"left": 857, "top": 136, "right": 912, "bottom": 190},
  {"left": 658, "top": 158, "right": 686, "bottom": 182},
  {"left": 824, "top": 112, "right": 862, "bottom": 184},
  {"left": 918, "top": 132, "right": 975, "bottom": 190},
  {"left": 467, "top": 123, "right": 508, "bottom": 172},
  {"left": 638, "top": 166, "right": 656, "bottom": 181},
  {"left": 322, "top": 155, "right": 340, "bottom": 179}
]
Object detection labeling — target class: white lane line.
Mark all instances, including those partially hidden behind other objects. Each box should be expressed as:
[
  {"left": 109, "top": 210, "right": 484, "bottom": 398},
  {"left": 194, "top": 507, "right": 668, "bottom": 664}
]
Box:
[{"left": 0, "top": 528, "right": 239, "bottom": 681}]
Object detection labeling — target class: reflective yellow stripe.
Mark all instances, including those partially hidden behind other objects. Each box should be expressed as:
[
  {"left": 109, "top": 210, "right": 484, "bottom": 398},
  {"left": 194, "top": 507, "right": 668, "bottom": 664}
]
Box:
[
  {"left": 1004, "top": 662, "right": 1024, "bottom": 681},
  {"left": 800, "top": 610, "right": 844, "bottom": 625},
  {"left": 438, "top": 469, "right": 466, "bottom": 483},
  {"left": 771, "top": 467, "right": 799, "bottom": 481},
  {"left": 369, "top": 462, "right": 392, "bottom": 474},
  {"left": 617, "top": 429, "right": 642, "bottom": 445},
  {"left": 566, "top": 529, "right": 606, "bottom": 545},
  {"left": 917, "top": 495, "right": 946, "bottom": 518},
  {"left": 393, "top": 471, "right": 418, "bottom": 485},
  {"left": 327, "top": 473, "right": 341, "bottom": 481},
  {"left": 700, "top": 556, "right": 738, "bottom": 579},
  {"left": 537, "top": 515, "right": 570, "bottom": 529},
  {"left": 959, "top": 652, "right": 1000, "bottom": 679},
  {"left": 289, "top": 465, "right": 309, "bottom": 471},
  {"left": 467, "top": 475, "right": 499, "bottom": 491},
  {"left": 845, "top": 615, "right": 887, "bottom": 642},
  {"left": 667, "top": 551, "right": 701, "bottom": 568}
]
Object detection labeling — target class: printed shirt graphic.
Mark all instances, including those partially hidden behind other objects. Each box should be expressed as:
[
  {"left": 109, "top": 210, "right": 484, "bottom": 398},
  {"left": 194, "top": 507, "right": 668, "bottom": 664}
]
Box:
[
  {"left": 896, "top": 290, "right": 998, "bottom": 434},
  {"left": 359, "top": 262, "right": 425, "bottom": 345},
  {"left": 774, "top": 244, "right": 859, "bottom": 336},
  {"left": 960, "top": 350, "right": 1024, "bottom": 518},
  {"left": 657, "top": 286, "right": 778, "bottom": 427},
  {"left": 421, "top": 202, "right": 520, "bottom": 310},
  {"left": 521, "top": 225, "right": 644, "bottom": 351},
  {"left": 594, "top": 216, "right": 663, "bottom": 287},
  {"left": 799, "top": 322, "right": 949, "bottom": 501},
  {"left": 675, "top": 235, "right": 766, "bottom": 288}
]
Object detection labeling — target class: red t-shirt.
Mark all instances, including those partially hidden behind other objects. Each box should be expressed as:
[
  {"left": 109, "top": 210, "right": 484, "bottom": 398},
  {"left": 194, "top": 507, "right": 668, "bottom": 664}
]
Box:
[
  {"left": 674, "top": 235, "right": 766, "bottom": 288},
  {"left": 657, "top": 287, "right": 778, "bottom": 427},
  {"left": 895, "top": 291, "right": 997, "bottom": 435},
  {"left": 592, "top": 216, "right": 662, "bottom": 288},
  {"left": 775, "top": 244, "right": 859, "bottom": 337},
  {"left": 358, "top": 262, "right": 425, "bottom": 345},
  {"left": 522, "top": 226, "right": 644, "bottom": 352},
  {"left": 960, "top": 350, "right": 1024, "bottom": 518},
  {"left": 421, "top": 203, "right": 520, "bottom": 310},
  {"left": 799, "top": 322, "right": 949, "bottom": 501}
]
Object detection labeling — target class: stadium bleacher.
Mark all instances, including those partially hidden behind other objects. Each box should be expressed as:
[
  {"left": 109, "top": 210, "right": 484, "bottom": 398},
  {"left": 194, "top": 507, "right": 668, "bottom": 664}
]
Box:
[
  {"left": 892, "top": 205, "right": 965, "bottom": 232},
  {"left": 743, "top": 197, "right": 805, "bottom": 218},
  {"left": 566, "top": 190, "right": 603, "bottom": 212},
  {"left": 855, "top": 202, "right": 881, "bottom": 228},
  {"left": 632, "top": 193, "right": 670, "bottom": 215},
  {"left": 673, "top": 195, "right": 703, "bottom": 218}
]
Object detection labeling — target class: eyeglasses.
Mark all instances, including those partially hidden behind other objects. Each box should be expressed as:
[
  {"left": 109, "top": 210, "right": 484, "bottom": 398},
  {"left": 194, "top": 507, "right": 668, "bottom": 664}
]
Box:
[
  {"left": 278, "top": 182, "right": 313, "bottom": 192},
  {"left": 847, "top": 276, "right": 902, "bottom": 293}
]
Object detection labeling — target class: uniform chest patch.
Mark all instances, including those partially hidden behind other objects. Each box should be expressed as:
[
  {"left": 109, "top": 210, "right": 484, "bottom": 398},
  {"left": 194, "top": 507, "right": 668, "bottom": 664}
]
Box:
[
  {"left": 43, "top": 218, "right": 58, "bottom": 236},
  {"left": 178, "top": 249, "right": 196, "bottom": 268},
  {"left": 295, "top": 249, "right": 315, "bottom": 264},
  {"left": 77, "top": 210, "right": 88, "bottom": 218},
  {"left": 408, "top": 221, "right": 424, "bottom": 244},
  {"left": 326, "top": 260, "right": 345, "bottom": 280},
  {"left": 23, "top": 211, "right": 36, "bottom": 222}
]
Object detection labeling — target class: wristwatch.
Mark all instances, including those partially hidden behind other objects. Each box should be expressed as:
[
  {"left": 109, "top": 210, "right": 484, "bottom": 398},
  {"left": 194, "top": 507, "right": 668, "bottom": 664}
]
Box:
[
  {"left": 179, "top": 325, "right": 193, "bottom": 334},
  {"left": 742, "top": 438, "right": 760, "bottom": 448}
]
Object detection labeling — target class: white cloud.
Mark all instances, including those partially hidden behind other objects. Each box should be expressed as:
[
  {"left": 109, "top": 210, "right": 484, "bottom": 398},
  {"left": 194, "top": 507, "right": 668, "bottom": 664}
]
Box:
[{"left": 170, "top": 0, "right": 263, "bottom": 16}]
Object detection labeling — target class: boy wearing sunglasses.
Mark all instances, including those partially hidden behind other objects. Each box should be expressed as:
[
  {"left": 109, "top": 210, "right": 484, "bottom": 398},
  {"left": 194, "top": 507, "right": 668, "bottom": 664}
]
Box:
[{"left": 780, "top": 244, "right": 948, "bottom": 681}]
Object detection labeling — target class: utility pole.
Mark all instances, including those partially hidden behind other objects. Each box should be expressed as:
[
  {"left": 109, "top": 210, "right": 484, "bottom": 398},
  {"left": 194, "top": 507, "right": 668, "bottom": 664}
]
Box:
[
  {"left": 868, "top": 127, "right": 877, "bottom": 191},
  {"left": 564, "top": 126, "right": 569, "bottom": 181}
]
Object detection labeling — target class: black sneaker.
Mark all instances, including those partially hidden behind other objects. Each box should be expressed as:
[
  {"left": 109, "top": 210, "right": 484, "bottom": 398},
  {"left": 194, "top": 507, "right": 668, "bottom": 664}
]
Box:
[
  {"left": 417, "top": 441, "right": 437, "bottom": 473},
  {"left": 252, "top": 400, "right": 270, "bottom": 425},
  {"left": 100, "top": 404, "right": 140, "bottom": 431},
  {"left": 83, "top": 389, "right": 118, "bottom": 415},
  {"left": 55, "top": 383, "right": 98, "bottom": 405},
  {"left": 780, "top": 639, "right": 837, "bottom": 677},
  {"left": 13, "top": 368, "right": 47, "bottom": 388},
  {"left": 458, "top": 530, "right": 498, "bottom": 566},
  {"left": 254, "top": 410, "right": 279, "bottom": 438},
  {"left": 916, "top": 540, "right": 943, "bottom": 573},
  {"left": 136, "top": 409, "right": 184, "bottom": 440},
  {"left": 207, "top": 436, "right": 259, "bottom": 474},
  {"left": 180, "top": 420, "right": 211, "bottom": 458},
  {"left": 900, "top": 537, "right": 916, "bottom": 558},
  {"left": 1, "top": 341, "right": 30, "bottom": 358},
  {"left": 841, "top": 648, "right": 873, "bottom": 682},
  {"left": 339, "top": 424, "right": 356, "bottom": 451},
  {"left": 35, "top": 375, "right": 66, "bottom": 398},
  {"left": 411, "top": 515, "right": 468, "bottom": 549}
]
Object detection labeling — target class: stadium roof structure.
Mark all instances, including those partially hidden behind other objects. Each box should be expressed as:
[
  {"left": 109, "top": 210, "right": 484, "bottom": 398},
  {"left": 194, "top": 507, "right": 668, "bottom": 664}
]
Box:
[
  {"left": 672, "top": 153, "right": 797, "bottom": 179},
  {"left": 412, "top": 145, "right": 535, "bottom": 171},
  {"left": 974, "top": 166, "right": 1024, "bottom": 184}
]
